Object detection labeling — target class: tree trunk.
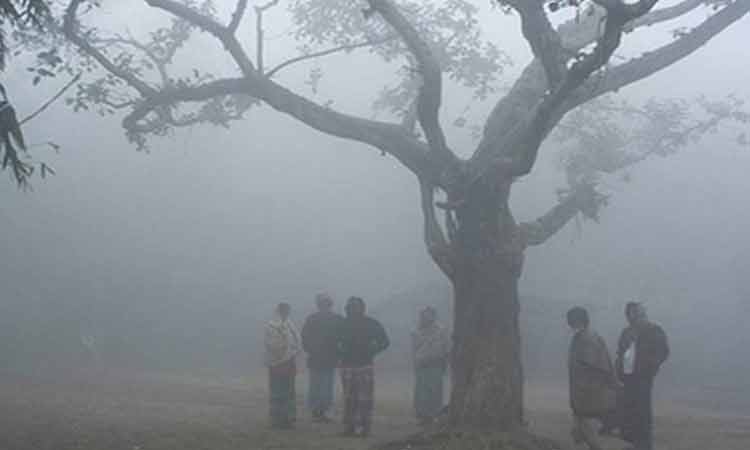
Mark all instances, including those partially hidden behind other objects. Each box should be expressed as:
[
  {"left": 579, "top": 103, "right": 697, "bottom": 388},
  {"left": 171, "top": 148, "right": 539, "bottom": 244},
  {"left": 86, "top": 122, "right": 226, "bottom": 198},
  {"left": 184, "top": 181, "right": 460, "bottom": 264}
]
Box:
[{"left": 447, "top": 181, "right": 525, "bottom": 430}]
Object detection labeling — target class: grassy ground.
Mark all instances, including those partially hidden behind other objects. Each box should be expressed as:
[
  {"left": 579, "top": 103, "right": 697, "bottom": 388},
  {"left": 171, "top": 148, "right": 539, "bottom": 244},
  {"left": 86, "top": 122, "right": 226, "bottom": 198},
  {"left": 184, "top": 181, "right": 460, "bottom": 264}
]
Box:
[{"left": 0, "top": 369, "right": 747, "bottom": 450}]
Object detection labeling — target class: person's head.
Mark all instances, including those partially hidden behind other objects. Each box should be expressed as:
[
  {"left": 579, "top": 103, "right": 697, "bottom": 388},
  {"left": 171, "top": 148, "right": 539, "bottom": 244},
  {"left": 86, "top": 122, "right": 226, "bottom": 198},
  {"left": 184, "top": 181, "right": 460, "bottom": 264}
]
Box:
[
  {"left": 566, "top": 306, "right": 589, "bottom": 331},
  {"left": 419, "top": 306, "right": 438, "bottom": 328},
  {"left": 315, "top": 293, "right": 333, "bottom": 312},
  {"left": 277, "top": 302, "right": 292, "bottom": 320},
  {"left": 345, "top": 296, "right": 366, "bottom": 318},
  {"left": 625, "top": 301, "right": 647, "bottom": 326}
]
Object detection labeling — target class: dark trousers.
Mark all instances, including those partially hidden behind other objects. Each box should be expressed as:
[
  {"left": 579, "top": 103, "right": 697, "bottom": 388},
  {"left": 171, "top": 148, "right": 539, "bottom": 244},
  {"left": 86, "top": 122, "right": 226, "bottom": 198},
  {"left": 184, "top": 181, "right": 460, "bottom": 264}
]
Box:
[{"left": 622, "top": 374, "right": 654, "bottom": 450}]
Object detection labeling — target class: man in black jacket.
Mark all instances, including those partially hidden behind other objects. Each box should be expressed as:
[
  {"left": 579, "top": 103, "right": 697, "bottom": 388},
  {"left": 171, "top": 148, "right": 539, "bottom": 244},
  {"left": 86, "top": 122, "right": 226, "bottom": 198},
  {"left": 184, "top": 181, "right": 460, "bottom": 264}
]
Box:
[
  {"left": 301, "top": 293, "right": 343, "bottom": 423},
  {"left": 337, "top": 296, "right": 389, "bottom": 437},
  {"left": 616, "top": 302, "right": 669, "bottom": 450}
]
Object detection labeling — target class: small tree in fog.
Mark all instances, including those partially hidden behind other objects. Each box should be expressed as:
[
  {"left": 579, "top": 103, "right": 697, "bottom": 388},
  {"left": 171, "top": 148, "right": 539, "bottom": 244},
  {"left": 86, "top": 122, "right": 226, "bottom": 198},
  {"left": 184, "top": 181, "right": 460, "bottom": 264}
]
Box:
[{"left": 15, "top": 0, "right": 750, "bottom": 430}]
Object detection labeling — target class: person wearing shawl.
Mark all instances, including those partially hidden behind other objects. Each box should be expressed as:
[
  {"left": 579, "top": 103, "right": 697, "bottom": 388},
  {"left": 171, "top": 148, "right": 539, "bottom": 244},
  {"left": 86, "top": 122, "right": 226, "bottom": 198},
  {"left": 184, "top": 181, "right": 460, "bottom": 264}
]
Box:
[
  {"left": 567, "top": 307, "right": 617, "bottom": 450},
  {"left": 615, "top": 302, "right": 669, "bottom": 450},
  {"left": 264, "top": 302, "right": 301, "bottom": 429},
  {"left": 411, "top": 306, "right": 451, "bottom": 425}
]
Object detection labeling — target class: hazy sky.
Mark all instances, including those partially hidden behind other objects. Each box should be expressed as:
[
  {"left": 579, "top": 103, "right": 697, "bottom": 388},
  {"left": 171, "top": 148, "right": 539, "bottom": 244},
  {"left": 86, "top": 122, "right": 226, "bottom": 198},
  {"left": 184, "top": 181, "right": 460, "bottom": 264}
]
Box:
[{"left": 1, "top": 1, "right": 748, "bottom": 337}]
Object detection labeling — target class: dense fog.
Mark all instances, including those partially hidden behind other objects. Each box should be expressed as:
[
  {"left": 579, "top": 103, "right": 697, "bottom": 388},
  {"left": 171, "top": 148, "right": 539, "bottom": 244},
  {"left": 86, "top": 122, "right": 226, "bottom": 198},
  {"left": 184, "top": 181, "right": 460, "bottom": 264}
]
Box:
[{"left": 1, "top": 0, "right": 748, "bottom": 417}]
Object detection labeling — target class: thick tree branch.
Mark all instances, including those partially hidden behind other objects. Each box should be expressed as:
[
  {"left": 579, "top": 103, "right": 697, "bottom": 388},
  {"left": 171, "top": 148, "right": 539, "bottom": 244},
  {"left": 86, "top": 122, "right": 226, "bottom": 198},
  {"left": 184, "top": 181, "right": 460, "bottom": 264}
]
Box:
[
  {"left": 569, "top": 0, "right": 750, "bottom": 109},
  {"left": 228, "top": 0, "right": 249, "bottom": 33},
  {"left": 475, "top": 0, "right": 661, "bottom": 179},
  {"left": 145, "top": 0, "right": 255, "bottom": 75},
  {"left": 367, "top": 0, "right": 456, "bottom": 166},
  {"left": 520, "top": 184, "right": 605, "bottom": 247},
  {"left": 471, "top": 0, "right": 710, "bottom": 173},
  {"left": 506, "top": 0, "right": 567, "bottom": 85},
  {"left": 116, "top": 75, "right": 439, "bottom": 180},
  {"left": 63, "top": 0, "right": 155, "bottom": 96},
  {"left": 628, "top": 0, "right": 708, "bottom": 30}
]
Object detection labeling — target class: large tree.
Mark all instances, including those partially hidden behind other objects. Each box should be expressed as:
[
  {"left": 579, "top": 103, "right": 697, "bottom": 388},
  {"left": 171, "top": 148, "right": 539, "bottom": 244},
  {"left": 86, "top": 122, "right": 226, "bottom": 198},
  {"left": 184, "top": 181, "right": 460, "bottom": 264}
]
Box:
[{"left": 15, "top": 0, "right": 750, "bottom": 430}]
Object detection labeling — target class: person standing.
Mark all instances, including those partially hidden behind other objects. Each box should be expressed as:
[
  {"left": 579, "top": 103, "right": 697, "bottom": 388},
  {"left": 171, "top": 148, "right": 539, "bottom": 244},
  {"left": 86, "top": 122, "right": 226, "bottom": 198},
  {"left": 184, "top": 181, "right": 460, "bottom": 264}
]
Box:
[
  {"left": 263, "top": 302, "right": 301, "bottom": 429},
  {"left": 566, "top": 307, "right": 618, "bottom": 450},
  {"left": 615, "top": 302, "right": 670, "bottom": 450},
  {"left": 411, "top": 306, "right": 451, "bottom": 426},
  {"left": 301, "top": 293, "right": 343, "bottom": 423},
  {"left": 337, "top": 296, "right": 389, "bottom": 437}
]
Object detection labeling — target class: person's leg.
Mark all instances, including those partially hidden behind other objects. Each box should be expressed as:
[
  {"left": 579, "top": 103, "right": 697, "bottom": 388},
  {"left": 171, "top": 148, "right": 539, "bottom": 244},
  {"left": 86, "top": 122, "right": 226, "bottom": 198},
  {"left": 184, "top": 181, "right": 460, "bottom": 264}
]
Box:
[
  {"left": 340, "top": 369, "right": 356, "bottom": 435},
  {"left": 414, "top": 368, "right": 426, "bottom": 422},
  {"left": 288, "top": 374, "right": 297, "bottom": 426},
  {"left": 641, "top": 376, "right": 655, "bottom": 450},
  {"left": 621, "top": 376, "right": 638, "bottom": 445},
  {"left": 575, "top": 416, "right": 604, "bottom": 450},
  {"left": 308, "top": 369, "right": 322, "bottom": 420},
  {"left": 359, "top": 367, "right": 375, "bottom": 437},
  {"left": 269, "top": 371, "right": 286, "bottom": 428},
  {"left": 600, "top": 385, "right": 623, "bottom": 436},
  {"left": 429, "top": 367, "right": 445, "bottom": 420},
  {"left": 320, "top": 367, "right": 335, "bottom": 420},
  {"left": 629, "top": 375, "right": 654, "bottom": 450}
]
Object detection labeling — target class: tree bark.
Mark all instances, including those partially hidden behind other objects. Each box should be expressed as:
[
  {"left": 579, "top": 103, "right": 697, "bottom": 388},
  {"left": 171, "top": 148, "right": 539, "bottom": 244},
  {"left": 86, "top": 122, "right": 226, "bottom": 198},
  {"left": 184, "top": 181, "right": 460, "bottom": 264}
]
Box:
[{"left": 447, "top": 181, "right": 526, "bottom": 429}]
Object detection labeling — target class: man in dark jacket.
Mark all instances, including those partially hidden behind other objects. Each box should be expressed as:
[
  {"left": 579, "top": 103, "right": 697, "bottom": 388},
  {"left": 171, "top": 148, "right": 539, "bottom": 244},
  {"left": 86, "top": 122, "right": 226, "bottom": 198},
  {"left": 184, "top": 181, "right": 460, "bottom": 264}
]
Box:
[
  {"left": 337, "top": 296, "right": 389, "bottom": 437},
  {"left": 615, "top": 302, "right": 669, "bottom": 450},
  {"left": 301, "top": 293, "right": 343, "bottom": 423}
]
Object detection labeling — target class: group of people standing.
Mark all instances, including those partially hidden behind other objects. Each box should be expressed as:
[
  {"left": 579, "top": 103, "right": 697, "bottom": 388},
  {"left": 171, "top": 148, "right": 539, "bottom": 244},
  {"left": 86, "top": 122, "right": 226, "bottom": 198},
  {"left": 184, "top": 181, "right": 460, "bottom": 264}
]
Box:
[
  {"left": 263, "top": 294, "right": 391, "bottom": 437},
  {"left": 263, "top": 293, "right": 669, "bottom": 450},
  {"left": 262, "top": 294, "right": 451, "bottom": 437},
  {"left": 567, "top": 302, "right": 670, "bottom": 450}
]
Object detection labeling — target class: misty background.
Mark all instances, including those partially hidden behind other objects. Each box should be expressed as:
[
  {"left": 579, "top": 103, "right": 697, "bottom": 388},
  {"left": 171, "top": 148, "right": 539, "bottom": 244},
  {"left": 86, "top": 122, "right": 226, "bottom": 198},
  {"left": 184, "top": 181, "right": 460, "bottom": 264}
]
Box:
[{"left": 0, "top": 1, "right": 748, "bottom": 413}]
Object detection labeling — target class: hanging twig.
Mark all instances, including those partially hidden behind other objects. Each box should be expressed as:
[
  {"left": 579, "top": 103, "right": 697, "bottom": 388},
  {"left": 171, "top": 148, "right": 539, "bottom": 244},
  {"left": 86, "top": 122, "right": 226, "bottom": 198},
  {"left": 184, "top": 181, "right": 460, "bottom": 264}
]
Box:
[{"left": 20, "top": 72, "right": 81, "bottom": 125}]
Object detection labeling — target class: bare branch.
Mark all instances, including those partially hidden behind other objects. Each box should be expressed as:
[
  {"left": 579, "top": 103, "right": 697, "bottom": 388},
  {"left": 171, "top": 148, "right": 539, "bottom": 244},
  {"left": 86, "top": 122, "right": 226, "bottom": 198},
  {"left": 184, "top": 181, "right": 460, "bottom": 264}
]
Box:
[
  {"left": 228, "top": 0, "right": 249, "bottom": 33},
  {"left": 367, "top": 0, "right": 456, "bottom": 166},
  {"left": 253, "top": 0, "right": 280, "bottom": 75},
  {"left": 63, "top": 0, "right": 155, "bottom": 96},
  {"left": 20, "top": 72, "right": 82, "bottom": 125},
  {"left": 506, "top": 0, "right": 567, "bottom": 85},
  {"left": 95, "top": 34, "right": 169, "bottom": 85},
  {"left": 265, "top": 36, "right": 395, "bottom": 79},
  {"left": 145, "top": 0, "right": 255, "bottom": 75}
]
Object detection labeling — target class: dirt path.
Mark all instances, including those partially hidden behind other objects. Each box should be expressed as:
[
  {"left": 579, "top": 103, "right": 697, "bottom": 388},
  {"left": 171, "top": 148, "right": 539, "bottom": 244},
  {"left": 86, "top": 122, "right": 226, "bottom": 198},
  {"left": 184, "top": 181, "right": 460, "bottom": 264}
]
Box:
[{"left": 0, "top": 371, "right": 747, "bottom": 450}]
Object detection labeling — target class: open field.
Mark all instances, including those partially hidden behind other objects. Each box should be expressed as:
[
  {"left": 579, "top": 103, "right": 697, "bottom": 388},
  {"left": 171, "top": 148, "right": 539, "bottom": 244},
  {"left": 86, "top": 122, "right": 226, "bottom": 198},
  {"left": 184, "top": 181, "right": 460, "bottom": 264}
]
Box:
[{"left": 0, "top": 369, "right": 748, "bottom": 450}]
